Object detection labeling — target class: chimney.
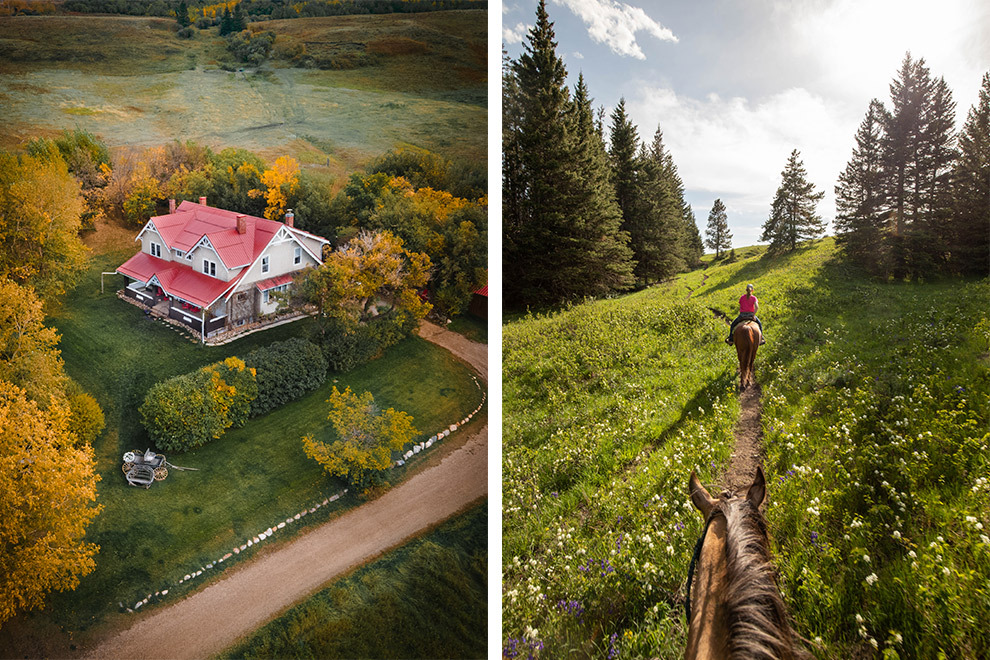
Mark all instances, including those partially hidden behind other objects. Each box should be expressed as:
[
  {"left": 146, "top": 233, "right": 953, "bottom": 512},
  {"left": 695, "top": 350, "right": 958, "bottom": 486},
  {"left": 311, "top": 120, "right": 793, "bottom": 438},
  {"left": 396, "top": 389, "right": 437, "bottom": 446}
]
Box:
[
  {"left": 199, "top": 196, "right": 207, "bottom": 206},
  {"left": 284, "top": 209, "right": 294, "bottom": 228},
  {"left": 169, "top": 198, "right": 176, "bottom": 214},
  {"left": 236, "top": 214, "right": 246, "bottom": 235}
]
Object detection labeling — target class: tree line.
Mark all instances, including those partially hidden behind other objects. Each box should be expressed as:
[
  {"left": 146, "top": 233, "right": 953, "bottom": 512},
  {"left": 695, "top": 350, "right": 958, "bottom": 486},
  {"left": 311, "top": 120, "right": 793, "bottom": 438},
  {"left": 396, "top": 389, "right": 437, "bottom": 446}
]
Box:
[
  {"left": 502, "top": 0, "right": 702, "bottom": 309},
  {"left": 59, "top": 0, "right": 485, "bottom": 21},
  {"left": 836, "top": 55, "right": 989, "bottom": 279}
]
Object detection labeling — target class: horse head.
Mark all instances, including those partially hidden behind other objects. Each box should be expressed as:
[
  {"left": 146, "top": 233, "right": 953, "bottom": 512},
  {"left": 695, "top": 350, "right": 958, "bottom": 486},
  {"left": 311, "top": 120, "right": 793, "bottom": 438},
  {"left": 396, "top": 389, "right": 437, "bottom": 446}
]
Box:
[{"left": 685, "top": 467, "right": 806, "bottom": 660}]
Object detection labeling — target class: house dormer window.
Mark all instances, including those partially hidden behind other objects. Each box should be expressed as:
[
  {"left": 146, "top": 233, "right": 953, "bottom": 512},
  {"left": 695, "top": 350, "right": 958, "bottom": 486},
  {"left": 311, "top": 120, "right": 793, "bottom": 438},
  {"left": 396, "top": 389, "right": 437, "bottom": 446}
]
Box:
[
  {"left": 150, "top": 242, "right": 161, "bottom": 258},
  {"left": 293, "top": 246, "right": 301, "bottom": 265},
  {"left": 203, "top": 259, "right": 216, "bottom": 277},
  {"left": 261, "top": 256, "right": 270, "bottom": 273},
  {"left": 174, "top": 249, "right": 185, "bottom": 258}
]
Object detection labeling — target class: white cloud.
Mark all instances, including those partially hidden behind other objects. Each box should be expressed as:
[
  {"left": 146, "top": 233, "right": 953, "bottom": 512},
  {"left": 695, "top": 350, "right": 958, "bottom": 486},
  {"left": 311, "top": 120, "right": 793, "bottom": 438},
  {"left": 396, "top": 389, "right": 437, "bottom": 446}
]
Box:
[
  {"left": 572, "top": 51, "right": 585, "bottom": 59},
  {"left": 552, "top": 0, "right": 677, "bottom": 60},
  {"left": 503, "top": 22, "right": 531, "bottom": 45},
  {"left": 627, "top": 85, "right": 856, "bottom": 237}
]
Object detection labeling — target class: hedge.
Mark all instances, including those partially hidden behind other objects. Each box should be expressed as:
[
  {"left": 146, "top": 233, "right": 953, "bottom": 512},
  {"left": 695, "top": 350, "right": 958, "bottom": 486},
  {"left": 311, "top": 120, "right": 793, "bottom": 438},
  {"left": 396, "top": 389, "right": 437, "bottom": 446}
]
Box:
[{"left": 243, "top": 337, "right": 327, "bottom": 416}]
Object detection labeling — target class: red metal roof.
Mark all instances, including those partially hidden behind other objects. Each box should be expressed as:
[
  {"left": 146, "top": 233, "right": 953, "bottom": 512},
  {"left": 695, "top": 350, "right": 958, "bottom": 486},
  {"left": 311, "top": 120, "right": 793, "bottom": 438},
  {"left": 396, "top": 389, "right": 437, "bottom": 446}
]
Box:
[
  {"left": 473, "top": 285, "right": 488, "bottom": 297},
  {"left": 147, "top": 201, "right": 283, "bottom": 269},
  {"left": 254, "top": 273, "right": 295, "bottom": 291},
  {"left": 117, "top": 251, "right": 238, "bottom": 308}
]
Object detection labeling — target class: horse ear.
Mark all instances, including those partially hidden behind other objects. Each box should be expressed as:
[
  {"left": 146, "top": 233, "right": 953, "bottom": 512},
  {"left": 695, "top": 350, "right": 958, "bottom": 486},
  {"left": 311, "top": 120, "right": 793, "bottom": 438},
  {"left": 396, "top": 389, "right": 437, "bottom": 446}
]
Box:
[
  {"left": 689, "top": 471, "right": 715, "bottom": 518},
  {"left": 747, "top": 465, "right": 766, "bottom": 508}
]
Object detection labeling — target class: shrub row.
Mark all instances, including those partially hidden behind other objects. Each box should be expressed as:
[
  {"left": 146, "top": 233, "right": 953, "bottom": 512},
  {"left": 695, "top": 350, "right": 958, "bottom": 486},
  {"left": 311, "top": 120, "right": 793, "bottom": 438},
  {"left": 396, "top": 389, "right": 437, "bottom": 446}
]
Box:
[
  {"left": 243, "top": 337, "right": 327, "bottom": 416},
  {"left": 141, "top": 339, "right": 326, "bottom": 452}
]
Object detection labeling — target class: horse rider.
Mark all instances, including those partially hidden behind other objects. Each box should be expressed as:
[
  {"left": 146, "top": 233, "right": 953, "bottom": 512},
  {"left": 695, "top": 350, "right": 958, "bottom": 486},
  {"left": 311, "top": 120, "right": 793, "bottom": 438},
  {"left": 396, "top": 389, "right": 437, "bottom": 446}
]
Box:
[{"left": 726, "top": 283, "right": 766, "bottom": 345}]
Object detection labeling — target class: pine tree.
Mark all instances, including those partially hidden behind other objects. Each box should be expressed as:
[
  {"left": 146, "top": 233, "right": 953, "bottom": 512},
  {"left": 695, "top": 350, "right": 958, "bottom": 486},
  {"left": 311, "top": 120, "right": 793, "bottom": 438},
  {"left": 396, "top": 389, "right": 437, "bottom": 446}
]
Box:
[
  {"left": 502, "top": 0, "right": 572, "bottom": 305},
  {"left": 880, "top": 53, "right": 958, "bottom": 277},
  {"left": 951, "top": 72, "right": 990, "bottom": 275},
  {"left": 646, "top": 126, "right": 690, "bottom": 278},
  {"left": 564, "top": 76, "right": 635, "bottom": 296},
  {"left": 502, "top": 0, "right": 633, "bottom": 306},
  {"left": 176, "top": 0, "right": 191, "bottom": 28},
  {"left": 835, "top": 99, "right": 888, "bottom": 274},
  {"left": 705, "top": 198, "right": 731, "bottom": 258},
  {"left": 761, "top": 149, "right": 825, "bottom": 252},
  {"left": 683, "top": 206, "right": 704, "bottom": 266},
  {"left": 609, "top": 98, "right": 640, "bottom": 239}
]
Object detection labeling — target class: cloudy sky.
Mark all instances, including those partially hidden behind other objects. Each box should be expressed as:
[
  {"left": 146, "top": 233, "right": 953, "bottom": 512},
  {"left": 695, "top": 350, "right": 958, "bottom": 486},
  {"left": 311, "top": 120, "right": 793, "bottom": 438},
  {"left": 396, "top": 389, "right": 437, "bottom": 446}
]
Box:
[{"left": 501, "top": 0, "right": 990, "bottom": 248}]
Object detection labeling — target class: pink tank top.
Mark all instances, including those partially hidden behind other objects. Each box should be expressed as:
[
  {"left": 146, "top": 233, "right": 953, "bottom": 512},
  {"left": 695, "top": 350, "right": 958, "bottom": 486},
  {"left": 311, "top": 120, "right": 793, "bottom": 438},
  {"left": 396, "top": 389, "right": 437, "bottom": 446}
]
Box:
[{"left": 739, "top": 294, "right": 757, "bottom": 313}]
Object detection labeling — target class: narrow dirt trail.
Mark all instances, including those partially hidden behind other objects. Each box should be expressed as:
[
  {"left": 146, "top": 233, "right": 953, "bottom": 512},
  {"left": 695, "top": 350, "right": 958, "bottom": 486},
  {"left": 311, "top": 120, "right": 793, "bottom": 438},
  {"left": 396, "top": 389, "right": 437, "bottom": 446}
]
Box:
[
  {"left": 724, "top": 383, "right": 764, "bottom": 493},
  {"left": 84, "top": 323, "right": 487, "bottom": 660}
]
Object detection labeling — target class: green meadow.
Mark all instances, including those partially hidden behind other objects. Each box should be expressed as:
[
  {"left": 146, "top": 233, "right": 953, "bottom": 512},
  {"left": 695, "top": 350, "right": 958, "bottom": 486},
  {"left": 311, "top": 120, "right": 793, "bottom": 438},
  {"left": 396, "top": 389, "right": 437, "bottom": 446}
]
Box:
[
  {"left": 0, "top": 11, "right": 487, "bottom": 174},
  {"left": 502, "top": 239, "right": 989, "bottom": 659}
]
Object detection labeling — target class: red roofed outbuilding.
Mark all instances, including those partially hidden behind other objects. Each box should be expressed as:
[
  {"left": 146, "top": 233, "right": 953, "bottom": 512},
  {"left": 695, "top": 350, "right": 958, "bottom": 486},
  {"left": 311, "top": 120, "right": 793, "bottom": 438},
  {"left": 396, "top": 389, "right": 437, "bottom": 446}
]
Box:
[
  {"left": 117, "top": 199, "right": 330, "bottom": 339},
  {"left": 468, "top": 283, "right": 487, "bottom": 319}
]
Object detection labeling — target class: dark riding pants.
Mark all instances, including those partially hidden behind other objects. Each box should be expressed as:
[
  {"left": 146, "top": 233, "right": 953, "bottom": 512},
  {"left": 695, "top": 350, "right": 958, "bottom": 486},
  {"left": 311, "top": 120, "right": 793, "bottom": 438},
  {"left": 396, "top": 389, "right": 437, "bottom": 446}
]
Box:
[{"left": 728, "top": 312, "right": 763, "bottom": 341}]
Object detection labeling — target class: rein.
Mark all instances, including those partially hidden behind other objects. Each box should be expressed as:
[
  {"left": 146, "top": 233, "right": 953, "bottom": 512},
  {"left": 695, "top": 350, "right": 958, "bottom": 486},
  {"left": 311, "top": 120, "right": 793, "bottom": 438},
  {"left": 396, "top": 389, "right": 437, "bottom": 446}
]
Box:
[{"left": 685, "top": 509, "right": 718, "bottom": 624}]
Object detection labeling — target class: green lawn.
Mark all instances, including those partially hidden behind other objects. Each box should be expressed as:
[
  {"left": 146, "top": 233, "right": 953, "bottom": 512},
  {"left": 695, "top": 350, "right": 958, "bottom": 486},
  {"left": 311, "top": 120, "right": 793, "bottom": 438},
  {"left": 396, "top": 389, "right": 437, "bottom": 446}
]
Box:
[{"left": 41, "top": 251, "right": 484, "bottom": 635}]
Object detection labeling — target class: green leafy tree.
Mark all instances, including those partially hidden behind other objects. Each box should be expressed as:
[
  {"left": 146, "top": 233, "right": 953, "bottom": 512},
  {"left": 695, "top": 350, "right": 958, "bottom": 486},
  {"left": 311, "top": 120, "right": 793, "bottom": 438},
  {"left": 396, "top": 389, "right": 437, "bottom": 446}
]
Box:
[
  {"left": 0, "top": 380, "right": 101, "bottom": 625},
  {"left": 761, "top": 149, "right": 825, "bottom": 252},
  {"left": 704, "top": 198, "right": 732, "bottom": 258},
  {"left": 951, "top": 72, "right": 990, "bottom": 275},
  {"left": 302, "top": 386, "right": 417, "bottom": 491}
]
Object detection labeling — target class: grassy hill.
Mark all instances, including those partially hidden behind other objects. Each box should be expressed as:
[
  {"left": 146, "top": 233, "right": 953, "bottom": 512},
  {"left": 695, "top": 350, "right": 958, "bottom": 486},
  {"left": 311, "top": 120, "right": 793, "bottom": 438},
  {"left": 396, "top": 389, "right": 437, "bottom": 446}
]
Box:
[
  {"left": 502, "top": 239, "right": 989, "bottom": 659},
  {"left": 0, "top": 11, "right": 486, "bottom": 175}
]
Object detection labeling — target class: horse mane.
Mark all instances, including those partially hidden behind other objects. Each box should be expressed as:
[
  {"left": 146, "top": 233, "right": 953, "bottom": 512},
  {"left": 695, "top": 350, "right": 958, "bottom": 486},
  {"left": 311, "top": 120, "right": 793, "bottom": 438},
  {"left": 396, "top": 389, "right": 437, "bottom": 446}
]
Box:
[{"left": 716, "top": 497, "right": 809, "bottom": 660}]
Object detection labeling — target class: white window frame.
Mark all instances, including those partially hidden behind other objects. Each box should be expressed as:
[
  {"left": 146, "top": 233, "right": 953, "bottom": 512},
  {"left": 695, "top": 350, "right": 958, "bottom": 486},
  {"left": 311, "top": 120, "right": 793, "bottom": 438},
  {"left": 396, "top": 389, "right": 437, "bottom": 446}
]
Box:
[
  {"left": 150, "top": 242, "right": 161, "bottom": 258},
  {"left": 203, "top": 259, "right": 216, "bottom": 277},
  {"left": 261, "top": 255, "right": 270, "bottom": 274},
  {"left": 174, "top": 249, "right": 185, "bottom": 259},
  {"left": 262, "top": 283, "right": 288, "bottom": 304},
  {"left": 293, "top": 246, "right": 302, "bottom": 265}
]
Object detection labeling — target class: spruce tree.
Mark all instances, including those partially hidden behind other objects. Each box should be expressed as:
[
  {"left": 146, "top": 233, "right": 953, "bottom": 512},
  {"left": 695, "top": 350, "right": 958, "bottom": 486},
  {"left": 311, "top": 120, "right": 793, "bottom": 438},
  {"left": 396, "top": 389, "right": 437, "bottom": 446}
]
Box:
[
  {"left": 565, "top": 76, "right": 635, "bottom": 297},
  {"left": 835, "top": 99, "right": 888, "bottom": 274},
  {"left": 761, "top": 149, "right": 825, "bottom": 252},
  {"left": 502, "top": 0, "right": 633, "bottom": 305},
  {"left": 952, "top": 72, "right": 990, "bottom": 275},
  {"left": 609, "top": 98, "right": 640, "bottom": 240},
  {"left": 176, "top": 0, "right": 191, "bottom": 28},
  {"left": 705, "top": 198, "right": 731, "bottom": 258}
]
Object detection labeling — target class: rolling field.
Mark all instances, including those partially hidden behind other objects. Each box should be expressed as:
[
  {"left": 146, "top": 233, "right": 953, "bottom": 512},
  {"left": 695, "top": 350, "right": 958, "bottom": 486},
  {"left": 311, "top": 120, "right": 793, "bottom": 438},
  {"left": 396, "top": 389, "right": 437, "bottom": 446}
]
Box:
[
  {"left": 502, "top": 239, "right": 989, "bottom": 658},
  {"left": 0, "top": 11, "right": 486, "bottom": 174}
]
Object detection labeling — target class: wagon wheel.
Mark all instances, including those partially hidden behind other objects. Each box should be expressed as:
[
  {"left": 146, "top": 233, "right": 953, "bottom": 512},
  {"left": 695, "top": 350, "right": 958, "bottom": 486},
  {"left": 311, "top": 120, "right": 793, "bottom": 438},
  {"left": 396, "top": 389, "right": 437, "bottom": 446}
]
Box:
[
  {"left": 154, "top": 466, "right": 168, "bottom": 481},
  {"left": 122, "top": 462, "right": 134, "bottom": 473}
]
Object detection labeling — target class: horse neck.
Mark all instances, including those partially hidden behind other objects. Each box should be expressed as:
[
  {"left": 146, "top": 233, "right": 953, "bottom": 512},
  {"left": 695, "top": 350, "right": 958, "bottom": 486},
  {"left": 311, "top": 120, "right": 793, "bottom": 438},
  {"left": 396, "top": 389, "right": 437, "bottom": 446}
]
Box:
[
  {"left": 687, "top": 501, "right": 804, "bottom": 660},
  {"left": 686, "top": 515, "right": 731, "bottom": 659}
]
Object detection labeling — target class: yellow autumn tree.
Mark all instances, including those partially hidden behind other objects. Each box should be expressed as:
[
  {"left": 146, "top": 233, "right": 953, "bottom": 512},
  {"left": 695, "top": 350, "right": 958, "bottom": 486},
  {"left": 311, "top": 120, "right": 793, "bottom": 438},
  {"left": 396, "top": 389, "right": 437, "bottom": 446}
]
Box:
[
  {"left": 0, "top": 152, "right": 89, "bottom": 303},
  {"left": 251, "top": 155, "right": 300, "bottom": 221},
  {"left": 0, "top": 380, "right": 102, "bottom": 625},
  {"left": 302, "top": 386, "right": 416, "bottom": 490},
  {"left": 0, "top": 278, "right": 68, "bottom": 408}
]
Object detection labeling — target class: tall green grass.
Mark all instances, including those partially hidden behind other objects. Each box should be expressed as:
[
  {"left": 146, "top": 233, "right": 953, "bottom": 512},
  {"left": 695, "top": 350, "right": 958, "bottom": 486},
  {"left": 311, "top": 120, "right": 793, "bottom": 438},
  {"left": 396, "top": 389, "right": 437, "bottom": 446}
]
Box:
[
  {"left": 221, "top": 503, "right": 487, "bottom": 659},
  {"left": 502, "top": 238, "right": 990, "bottom": 658}
]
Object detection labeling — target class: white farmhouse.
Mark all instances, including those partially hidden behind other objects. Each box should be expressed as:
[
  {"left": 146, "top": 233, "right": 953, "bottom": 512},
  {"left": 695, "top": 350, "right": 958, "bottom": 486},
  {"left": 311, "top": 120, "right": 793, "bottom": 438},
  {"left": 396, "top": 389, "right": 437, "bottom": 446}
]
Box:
[{"left": 116, "top": 198, "right": 330, "bottom": 338}]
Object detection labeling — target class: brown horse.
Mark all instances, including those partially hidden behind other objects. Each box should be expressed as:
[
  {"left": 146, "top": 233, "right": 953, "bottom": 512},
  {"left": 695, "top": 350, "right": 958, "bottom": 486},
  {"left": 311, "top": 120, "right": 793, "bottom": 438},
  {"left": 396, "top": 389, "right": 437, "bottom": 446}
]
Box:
[
  {"left": 733, "top": 321, "right": 761, "bottom": 391},
  {"left": 685, "top": 467, "right": 807, "bottom": 660}
]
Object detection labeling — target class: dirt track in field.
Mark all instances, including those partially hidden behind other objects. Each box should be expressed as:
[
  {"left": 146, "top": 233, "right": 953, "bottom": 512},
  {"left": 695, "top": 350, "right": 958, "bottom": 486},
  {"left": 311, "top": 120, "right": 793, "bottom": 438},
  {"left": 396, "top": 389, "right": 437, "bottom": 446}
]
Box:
[{"left": 83, "top": 321, "right": 487, "bottom": 660}]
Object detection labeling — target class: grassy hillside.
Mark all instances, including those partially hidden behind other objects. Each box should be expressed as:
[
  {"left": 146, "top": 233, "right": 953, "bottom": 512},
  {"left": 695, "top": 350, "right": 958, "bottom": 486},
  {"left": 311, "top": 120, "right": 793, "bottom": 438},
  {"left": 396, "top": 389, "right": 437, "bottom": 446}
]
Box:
[
  {"left": 502, "top": 239, "right": 990, "bottom": 659},
  {"left": 0, "top": 11, "right": 486, "bottom": 171}
]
